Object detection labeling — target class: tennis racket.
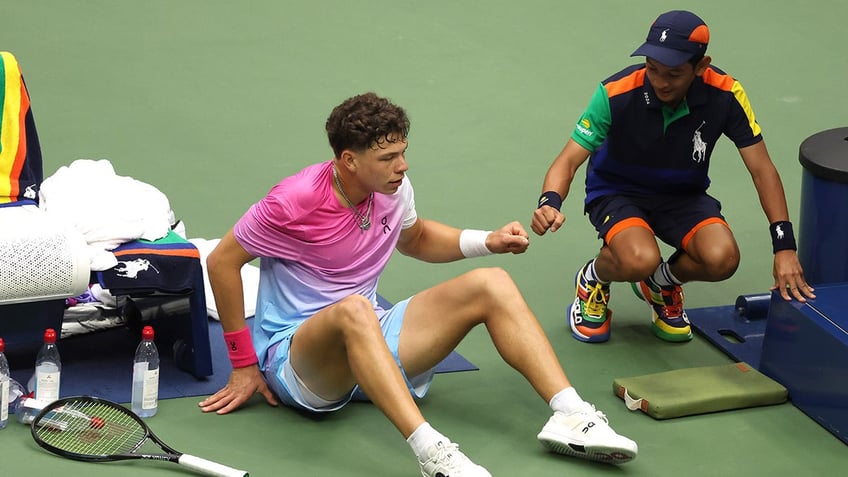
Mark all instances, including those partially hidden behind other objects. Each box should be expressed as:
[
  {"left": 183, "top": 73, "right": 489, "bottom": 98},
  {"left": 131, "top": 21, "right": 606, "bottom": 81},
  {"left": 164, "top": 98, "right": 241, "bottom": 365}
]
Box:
[{"left": 30, "top": 396, "right": 248, "bottom": 477}]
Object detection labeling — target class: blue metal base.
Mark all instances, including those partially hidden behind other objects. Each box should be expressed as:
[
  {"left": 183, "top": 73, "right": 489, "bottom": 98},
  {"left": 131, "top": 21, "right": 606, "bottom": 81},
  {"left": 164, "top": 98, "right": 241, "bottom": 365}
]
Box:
[
  {"left": 688, "top": 294, "right": 770, "bottom": 370},
  {"left": 760, "top": 283, "right": 848, "bottom": 446},
  {"left": 690, "top": 285, "right": 848, "bottom": 446}
]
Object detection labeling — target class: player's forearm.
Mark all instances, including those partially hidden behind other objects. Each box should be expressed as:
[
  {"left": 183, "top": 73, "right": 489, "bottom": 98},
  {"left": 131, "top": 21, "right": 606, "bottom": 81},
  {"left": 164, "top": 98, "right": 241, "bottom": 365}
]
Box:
[
  {"left": 207, "top": 260, "right": 249, "bottom": 332},
  {"left": 398, "top": 219, "right": 466, "bottom": 263}
]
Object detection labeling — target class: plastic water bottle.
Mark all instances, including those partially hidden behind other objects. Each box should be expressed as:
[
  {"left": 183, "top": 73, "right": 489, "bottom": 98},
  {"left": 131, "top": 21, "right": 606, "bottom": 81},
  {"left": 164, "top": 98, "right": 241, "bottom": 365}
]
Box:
[
  {"left": 29, "top": 328, "right": 61, "bottom": 404},
  {"left": 0, "top": 337, "right": 9, "bottom": 429},
  {"left": 132, "top": 326, "right": 159, "bottom": 418},
  {"left": 6, "top": 378, "right": 25, "bottom": 424},
  {"left": 15, "top": 396, "right": 47, "bottom": 425}
]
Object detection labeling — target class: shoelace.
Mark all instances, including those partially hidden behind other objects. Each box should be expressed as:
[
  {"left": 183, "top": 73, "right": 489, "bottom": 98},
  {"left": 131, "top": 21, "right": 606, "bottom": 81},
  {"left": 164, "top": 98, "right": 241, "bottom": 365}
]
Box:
[
  {"left": 583, "top": 282, "right": 609, "bottom": 317},
  {"left": 581, "top": 403, "right": 609, "bottom": 424},
  {"left": 428, "top": 442, "right": 468, "bottom": 472},
  {"left": 659, "top": 286, "right": 684, "bottom": 318}
]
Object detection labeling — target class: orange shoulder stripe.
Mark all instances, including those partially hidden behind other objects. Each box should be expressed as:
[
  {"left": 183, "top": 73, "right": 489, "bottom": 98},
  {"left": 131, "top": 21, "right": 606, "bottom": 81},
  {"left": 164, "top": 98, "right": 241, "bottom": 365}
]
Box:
[
  {"left": 604, "top": 69, "right": 646, "bottom": 98},
  {"left": 701, "top": 68, "right": 735, "bottom": 92}
]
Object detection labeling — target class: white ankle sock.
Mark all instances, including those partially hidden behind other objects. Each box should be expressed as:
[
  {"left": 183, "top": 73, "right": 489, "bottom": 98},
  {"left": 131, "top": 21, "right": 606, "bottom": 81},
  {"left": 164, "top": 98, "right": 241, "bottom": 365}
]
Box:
[
  {"left": 549, "top": 387, "right": 585, "bottom": 414},
  {"left": 407, "top": 422, "right": 449, "bottom": 460},
  {"left": 585, "top": 259, "right": 610, "bottom": 285},
  {"left": 651, "top": 262, "right": 681, "bottom": 287}
]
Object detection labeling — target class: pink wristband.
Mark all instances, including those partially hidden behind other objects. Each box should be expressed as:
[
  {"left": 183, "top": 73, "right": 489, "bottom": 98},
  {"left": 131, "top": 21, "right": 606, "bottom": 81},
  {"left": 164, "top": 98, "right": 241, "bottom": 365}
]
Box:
[{"left": 223, "top": 327, "right": 258, "bottom": 368}]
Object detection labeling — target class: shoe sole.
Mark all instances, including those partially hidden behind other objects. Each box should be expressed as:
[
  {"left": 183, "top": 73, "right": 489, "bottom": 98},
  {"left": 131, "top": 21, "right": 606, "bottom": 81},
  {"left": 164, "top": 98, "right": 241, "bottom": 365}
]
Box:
[
  {"left": 568, "top": 294, "right": 612, "bottom": 343},
  {"left": 537, "top": 432, "right": 636, "bottom": 465},
  {"left": 631, "top": 282, "right": 692, "bottom": 342},
  {"left": 651, "top": 321, "right": 693, "bottom": 342},
  {"left": 569, "top": 299, "right": 612, "bottom": 343}
]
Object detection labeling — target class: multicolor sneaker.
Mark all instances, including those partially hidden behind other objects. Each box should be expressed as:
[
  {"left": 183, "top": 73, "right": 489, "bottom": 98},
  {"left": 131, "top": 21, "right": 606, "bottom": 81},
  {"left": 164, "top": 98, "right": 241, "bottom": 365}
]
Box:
[
  {"left": 631, "top": 279, "right": 693, "bottom": 342},
  {"left": 537, "top": 403, "right": 638, "bottom": 464},
  {"left": 418, "top": 441, "right": 492, "bottom": 477},
  {"left": 569, "top": 261, "right": 612, "bottom": 343}
]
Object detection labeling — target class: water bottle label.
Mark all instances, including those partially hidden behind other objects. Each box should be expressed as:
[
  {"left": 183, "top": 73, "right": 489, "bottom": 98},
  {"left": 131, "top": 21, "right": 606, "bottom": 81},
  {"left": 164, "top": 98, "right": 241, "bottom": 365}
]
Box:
[
  {"left": 133, "top": 362, "right": 148, "bottom": 379},
  {"left": 142, "top": 369, "right": 159, "bottom": 410},
  {"left": 36, "top": 371, "right": 61, "bottom": 403},
  {"left": 1, "top": 379, "right": 8, "bottom": 422}
]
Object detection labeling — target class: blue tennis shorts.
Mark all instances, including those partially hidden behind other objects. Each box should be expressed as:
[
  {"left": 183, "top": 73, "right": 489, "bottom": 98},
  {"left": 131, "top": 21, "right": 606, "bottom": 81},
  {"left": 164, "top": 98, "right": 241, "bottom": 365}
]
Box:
[{"left": 262, "top": 297, "right": 436, "bottom": 413}]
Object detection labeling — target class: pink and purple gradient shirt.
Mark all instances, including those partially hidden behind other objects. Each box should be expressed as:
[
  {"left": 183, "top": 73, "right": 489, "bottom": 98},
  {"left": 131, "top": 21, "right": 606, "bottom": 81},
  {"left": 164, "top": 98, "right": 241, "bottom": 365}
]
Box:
[{"left": 233, "top": 160, "right": 417, "bottom": 367}]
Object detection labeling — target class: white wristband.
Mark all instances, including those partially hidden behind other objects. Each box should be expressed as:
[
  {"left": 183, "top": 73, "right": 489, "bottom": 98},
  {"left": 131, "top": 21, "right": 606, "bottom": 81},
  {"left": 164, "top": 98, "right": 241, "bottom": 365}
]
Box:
[{"left": 459, "top": 229, "right": 493, "bottom": 258}]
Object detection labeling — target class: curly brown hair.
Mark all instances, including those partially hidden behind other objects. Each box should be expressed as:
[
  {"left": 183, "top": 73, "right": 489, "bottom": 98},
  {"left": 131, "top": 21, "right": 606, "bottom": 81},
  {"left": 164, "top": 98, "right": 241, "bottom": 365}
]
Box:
[{"left": 325, "top": 92, "right": 410, "bottom": 158}]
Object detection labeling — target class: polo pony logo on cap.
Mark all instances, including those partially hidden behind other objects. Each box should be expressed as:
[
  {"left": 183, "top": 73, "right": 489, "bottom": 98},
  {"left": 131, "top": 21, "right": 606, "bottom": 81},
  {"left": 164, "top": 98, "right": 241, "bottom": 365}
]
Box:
[{"left": 630, "top": 10, "right": 710, "bottom": 66}]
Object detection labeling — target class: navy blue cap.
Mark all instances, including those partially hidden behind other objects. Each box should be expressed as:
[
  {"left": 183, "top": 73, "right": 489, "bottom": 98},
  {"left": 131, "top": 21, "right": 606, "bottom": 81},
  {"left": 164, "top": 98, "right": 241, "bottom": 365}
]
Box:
[{"left": 631, "top": 10, "right": 710, "bottom": 67}]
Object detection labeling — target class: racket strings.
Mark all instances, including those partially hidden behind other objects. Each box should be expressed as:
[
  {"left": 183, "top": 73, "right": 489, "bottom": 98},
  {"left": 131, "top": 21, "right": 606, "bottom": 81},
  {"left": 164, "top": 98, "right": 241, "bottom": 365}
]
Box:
[{"left": 34, "top": 401, "right": 146, "bottom": 456}]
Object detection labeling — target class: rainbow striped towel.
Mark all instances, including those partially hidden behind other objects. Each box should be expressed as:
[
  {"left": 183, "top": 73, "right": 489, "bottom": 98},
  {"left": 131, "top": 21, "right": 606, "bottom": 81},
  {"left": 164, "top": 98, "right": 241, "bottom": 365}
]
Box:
[{"left": 0, "top": 51, "right": 42, "bottom": 206}]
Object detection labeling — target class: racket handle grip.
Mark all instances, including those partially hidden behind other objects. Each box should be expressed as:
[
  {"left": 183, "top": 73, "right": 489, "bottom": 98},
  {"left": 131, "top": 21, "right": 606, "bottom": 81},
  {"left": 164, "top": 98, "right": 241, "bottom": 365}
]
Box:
[{"left": 178, "top": 454, "right": 249, "bottom": 477}]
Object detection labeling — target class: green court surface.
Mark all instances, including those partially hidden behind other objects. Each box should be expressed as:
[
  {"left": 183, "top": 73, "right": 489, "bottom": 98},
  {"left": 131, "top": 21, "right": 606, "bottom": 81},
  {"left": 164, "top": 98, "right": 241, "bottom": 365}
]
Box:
[{"left": 2, "top": 1, "right": 847, "bottom": 475}]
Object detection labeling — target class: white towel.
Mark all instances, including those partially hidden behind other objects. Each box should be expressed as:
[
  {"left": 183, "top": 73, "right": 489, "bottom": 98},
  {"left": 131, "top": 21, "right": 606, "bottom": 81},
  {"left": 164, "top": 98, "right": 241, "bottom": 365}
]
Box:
[
  {"left": 39, "top": 159, "right": 175, "bottom": 270},
  {"left": 189, "top": 238, "right": 259, "bottom": 320}
]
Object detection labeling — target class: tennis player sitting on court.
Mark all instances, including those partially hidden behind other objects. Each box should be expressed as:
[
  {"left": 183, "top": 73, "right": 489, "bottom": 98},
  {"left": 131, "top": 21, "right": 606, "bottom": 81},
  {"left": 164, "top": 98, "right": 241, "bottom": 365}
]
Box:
[
  {"left": 531, "top": 10, "right": 815, "bottom": 344},
  {"left": 199, "top": 92, "right": 637, "bottom": 475}
]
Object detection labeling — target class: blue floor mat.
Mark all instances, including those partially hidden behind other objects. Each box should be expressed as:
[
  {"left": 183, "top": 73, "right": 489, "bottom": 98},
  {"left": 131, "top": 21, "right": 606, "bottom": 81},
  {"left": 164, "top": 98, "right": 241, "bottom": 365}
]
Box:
[{"left": 9, "top": 314, "right": 477, "bottom": 404}]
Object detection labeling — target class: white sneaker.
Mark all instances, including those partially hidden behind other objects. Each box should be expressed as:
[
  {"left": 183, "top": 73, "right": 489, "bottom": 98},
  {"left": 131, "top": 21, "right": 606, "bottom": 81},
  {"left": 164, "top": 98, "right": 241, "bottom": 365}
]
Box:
[
  {"left": 537, "top": 403, "right": 638, "bottom": 464},
  {"left": 418, "top": 441, "right": 492, "bottom": 477}
]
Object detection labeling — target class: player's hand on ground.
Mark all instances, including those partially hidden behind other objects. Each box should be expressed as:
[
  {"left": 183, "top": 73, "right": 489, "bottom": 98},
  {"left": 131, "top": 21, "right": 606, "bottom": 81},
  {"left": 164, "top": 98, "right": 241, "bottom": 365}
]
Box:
[
  {"left": 198, "top": 365, "right": 279, "bottom": 414},
  {"left": 487, "top": 221, "right": 530, "bottom": 254},
  {"left": 531, "top": 206, "right": 565, "bottom": 235},
  {"left": 771, "top": 250, "right": 816, "bottom": 302}
]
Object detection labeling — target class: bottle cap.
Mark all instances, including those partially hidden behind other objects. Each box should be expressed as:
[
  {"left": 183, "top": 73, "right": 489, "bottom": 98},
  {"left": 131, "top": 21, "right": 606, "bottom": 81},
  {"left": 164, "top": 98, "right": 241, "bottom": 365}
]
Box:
[
  {"left": 44, "top": 328, "right": 57, "bottom": 344},
  {"left": 142, "top": 325, "right": 154, "bottom": 340}
]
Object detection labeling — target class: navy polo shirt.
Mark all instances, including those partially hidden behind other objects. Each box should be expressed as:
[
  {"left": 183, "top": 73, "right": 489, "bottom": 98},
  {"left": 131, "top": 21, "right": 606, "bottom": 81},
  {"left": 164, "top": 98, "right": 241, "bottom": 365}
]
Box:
[{"left": 571, "top": 64, "right": 763, "bottom": 206}]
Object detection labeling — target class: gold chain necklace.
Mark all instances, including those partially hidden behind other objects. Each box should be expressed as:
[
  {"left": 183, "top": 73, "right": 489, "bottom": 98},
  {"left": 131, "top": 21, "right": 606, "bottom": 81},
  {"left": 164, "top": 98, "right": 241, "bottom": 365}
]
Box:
[{"left": 332, "top": 165, "right": 373, "bottom": 231}]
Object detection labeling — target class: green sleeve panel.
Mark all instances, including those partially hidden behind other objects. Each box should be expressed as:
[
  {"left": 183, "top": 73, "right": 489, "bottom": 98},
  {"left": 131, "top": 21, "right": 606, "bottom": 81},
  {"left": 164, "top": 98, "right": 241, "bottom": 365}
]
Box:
[{"left": 570, "top": 82, "right": 611, "bottom": 152}]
